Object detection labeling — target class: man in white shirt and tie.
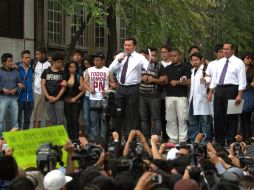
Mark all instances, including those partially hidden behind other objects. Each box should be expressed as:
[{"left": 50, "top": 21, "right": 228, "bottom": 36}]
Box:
[
  {"left": 109, "top": 37, "right": 149, "bottom": 137},
  {"left": 208, "top": 42, "right": 246, "bottom": 146}
]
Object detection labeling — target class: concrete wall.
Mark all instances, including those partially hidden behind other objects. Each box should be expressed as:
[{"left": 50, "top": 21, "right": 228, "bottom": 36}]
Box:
[{"left": 0, "top": 0, "right": 34, "bottom": 65}]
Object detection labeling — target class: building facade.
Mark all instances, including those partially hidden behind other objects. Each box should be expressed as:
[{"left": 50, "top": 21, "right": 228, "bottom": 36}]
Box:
[{"left": 0, "top": 0, "right": 128, "bottom": 63}]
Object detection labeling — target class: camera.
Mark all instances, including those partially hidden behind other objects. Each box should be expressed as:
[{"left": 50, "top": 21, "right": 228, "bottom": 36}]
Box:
[
  {"left": 151, "top": 174, "right": 162, "bottom": 184},
  {"left": 103, "top": 91, "right": 122, "bottom": 118},
  {"left": 36, "top": 143, "right": 63, "bottom": 175},
  {"left": 233, "top": 142, "right": 242, "bottom": 157},
  {"left": 72, "top": 143, "right": 103, "bottom": 169}
]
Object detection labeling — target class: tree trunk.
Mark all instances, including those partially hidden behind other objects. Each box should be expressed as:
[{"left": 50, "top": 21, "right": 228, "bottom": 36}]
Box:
[
  {"left": 64, "top": 13, "right": 92, "bottom": 62},
  {"left": 106, "top": 5, "right": 117, "bottom": 66},
  {"left": 34, "top": 0, "right": 45, "bottom": 48}
]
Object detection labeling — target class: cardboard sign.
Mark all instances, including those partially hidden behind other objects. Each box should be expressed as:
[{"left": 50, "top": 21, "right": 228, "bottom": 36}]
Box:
[{"left": 3, "top": 125, "right": 68, "bottom": 169}]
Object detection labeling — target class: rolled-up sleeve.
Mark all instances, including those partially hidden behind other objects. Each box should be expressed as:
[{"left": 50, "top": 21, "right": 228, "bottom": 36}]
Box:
[
  {"left": 109, "top": 55, "right": 121, "bottom": 73},
  {"left": 209, "top": 70, "right": 217, "bottom": 89},
  {"left": 238, "top": 61, "right": 247, "bottom": 90},
  {"left": 140, "top": 55, "right": 149, "bottom": 70}
]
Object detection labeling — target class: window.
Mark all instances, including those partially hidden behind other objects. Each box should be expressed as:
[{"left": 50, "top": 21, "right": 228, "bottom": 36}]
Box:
[
  {"left": 119, "top": 18, "right": 131, "bottom": 48},
  {"left": 71, "top": 10, "right": 86, "bottom": 47},
  {"left": 94, "top": 23, "right": 104, "bottom": 47},
  {"left": 0, "top": 0, "right": 24, "bottom": 39},
  {"left": 47, "top": 0, "right": 63, "bottom": 45}
]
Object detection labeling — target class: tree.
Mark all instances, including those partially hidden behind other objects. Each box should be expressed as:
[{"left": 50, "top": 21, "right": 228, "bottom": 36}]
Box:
[
  {"left": 55, "top": 0, "right": 110, "bottom": 61},
  {"left": 118, "top": 0, "right": 254, "bottom": 59},
  {"left": 55, "top": 0, "right": 254, "bottom": 61}
]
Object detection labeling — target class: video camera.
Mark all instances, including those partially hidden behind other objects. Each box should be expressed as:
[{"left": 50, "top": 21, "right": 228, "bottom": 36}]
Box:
[
  {"left": 191, "top": 143, "right": 208, "bottom": 167},
  {"left": 72, "top": 143, "right": 103, "bottom": 169},
  {"left": 36, "top": 143, "right": 63, "bottom": 175},
  {"left": 102, "top": 91, "right": 122, "bottom": 118}
]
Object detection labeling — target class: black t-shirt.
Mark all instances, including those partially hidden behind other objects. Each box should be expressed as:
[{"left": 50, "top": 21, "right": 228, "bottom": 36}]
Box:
[
  {"left": 140, "top": 62, "right": 166, "bottom": 98},
  {"left": 165, "top": 62, "right": 191, "bottom": 97},
  {"left": 41, "top": 67, "right": 67, "bottom": 100},
  {"left": 65, "top": 75, "right": 82, "bottom": 99}
]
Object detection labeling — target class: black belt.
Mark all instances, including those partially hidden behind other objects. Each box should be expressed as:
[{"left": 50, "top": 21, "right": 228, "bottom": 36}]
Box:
[
  {"left": 216, "top": 84, "right": 238, "bottom": 88},
  {"left": 120, "top": 84, "right": 139, "bottom": 88}
]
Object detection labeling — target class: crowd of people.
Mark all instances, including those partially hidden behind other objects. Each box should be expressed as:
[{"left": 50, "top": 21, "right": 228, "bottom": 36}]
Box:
[{"left": 1, "top": 37, "right": 254, "bottom": 189}]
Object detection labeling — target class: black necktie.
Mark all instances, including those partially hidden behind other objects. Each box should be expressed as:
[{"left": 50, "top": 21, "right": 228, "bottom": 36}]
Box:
[
  {"left": 194, "top": 68, "right": 198, "bottom": 75},
  {"left": 120, "top": 54, "right": 131, "bottom": 84}
]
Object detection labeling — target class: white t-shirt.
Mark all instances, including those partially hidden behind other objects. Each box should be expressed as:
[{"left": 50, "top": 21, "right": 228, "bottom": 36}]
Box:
[
  {"left": 161, "top": 60, "right": 172, "bottom": 68},
  {"left": 88, "top": 66, "right": 110, "bottom": 100},
  {"left": 34, "top": 60, "right": 51, "bottom": 94}
]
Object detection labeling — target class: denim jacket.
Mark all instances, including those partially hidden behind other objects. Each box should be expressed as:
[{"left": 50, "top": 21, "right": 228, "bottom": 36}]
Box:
[{"left": 18, "top": 63, "right": 34, "bottom": 102}]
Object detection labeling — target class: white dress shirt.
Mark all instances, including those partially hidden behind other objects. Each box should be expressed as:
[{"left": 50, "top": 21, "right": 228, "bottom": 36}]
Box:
[
  {"left": 210, "top": 55, "right": 246, "bottom": 90},
  {"left": 109, "top": 51, "right": 149, "bottom": 85},
  {"left": 205, "top": 59, "right": 220, "bottom": 84}
]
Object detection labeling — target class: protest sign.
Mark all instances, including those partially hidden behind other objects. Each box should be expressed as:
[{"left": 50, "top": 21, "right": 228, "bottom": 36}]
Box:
[{"left": 3, "top": 125, "right": 68, "bottom": 169}]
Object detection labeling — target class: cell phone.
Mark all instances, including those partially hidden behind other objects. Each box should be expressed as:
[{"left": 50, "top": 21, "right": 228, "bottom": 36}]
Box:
[
  {"left": 151, "top": 174, "right": 162, "bottom": 184},
  {"left": 165, "top": 142, "right": 175, "bottom": 148}
]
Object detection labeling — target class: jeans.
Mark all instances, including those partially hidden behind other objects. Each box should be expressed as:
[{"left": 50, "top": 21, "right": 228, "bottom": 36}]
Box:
[
  {"left": 0, "top": 96, "right": 19, "bottom": 137},
  {"left": 90, "top": 100, "right": 106, "bottom": 140},
  {"left": 45, "top": 101, "right": 65, "bottom": 125},
  {"left": 188, "top": 101, "right": 213, "bottom": 143},
  {"left": 18, "top": 101, "right": 34, "bottom": 130},
  {"left": 139, "top": 96, "right": 161, "bottom": 137},
  {"left": 83, "top": 95, "right": 92, "bottom": 136},
  {"left": 165, "top": 96, "right": 188, "bottom": 143}
]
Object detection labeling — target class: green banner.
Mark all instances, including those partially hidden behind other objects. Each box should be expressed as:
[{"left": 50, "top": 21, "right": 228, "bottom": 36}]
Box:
[{"left": 3, "top": 125, "right": 68, "bottom": 169}]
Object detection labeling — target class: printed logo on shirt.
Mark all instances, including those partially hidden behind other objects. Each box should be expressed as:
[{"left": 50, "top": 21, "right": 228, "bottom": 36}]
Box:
[
  {"left": 46, "top": 74, "right": 63, "bottom": 80},
  {"left": 90, "top": 72, "right": 107, "bottom": 91}
]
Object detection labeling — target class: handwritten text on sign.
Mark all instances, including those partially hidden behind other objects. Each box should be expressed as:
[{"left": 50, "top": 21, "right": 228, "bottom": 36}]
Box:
[{"left": 3, "top": 125, "right": 68, "bottom": 169}]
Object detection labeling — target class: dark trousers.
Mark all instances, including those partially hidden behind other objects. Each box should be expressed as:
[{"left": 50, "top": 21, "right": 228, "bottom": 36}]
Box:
[
  {"left": 64, "top": 102, "right": 82, "bottom": 140},
  {"left": 139, "top": 96, "right": 161, "bottom": 137},
  {"left": 240, "top": 111, "right": 253, "bottom": 141},
  {"left": 213, "top": 85, "right": 239, "bottom": 145},
  {"left": 18, "top": 101, "right": 33, "bottom": 130},
  {"left": 117, "top": 84, "right": 140, "bottom": 137},
  {"left": 160, "top": 98, "right": 168, "bottom": 141}
]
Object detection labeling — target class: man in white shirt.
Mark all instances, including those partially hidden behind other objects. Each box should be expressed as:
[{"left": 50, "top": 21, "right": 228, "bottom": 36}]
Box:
[
  {"left": 159, "top": 45, "right": 172, "bottom": 141},
  {"left": 31, "top": 47, "right": 51, "bottom": 128},
  {"left": 201, "top": 44, "right": 224, "bottom": 114},
  {"left": 109, "top": 37, "right": 149, "bottom": 137},
  {"left": 208, "top": 42, "right": 246, "bottom": 146},
  {"left": 84, "top": 53, "right": 115, "bottom": 140},
  {"left": 204, "top": 44, "right": 224, "bottom": 85}
]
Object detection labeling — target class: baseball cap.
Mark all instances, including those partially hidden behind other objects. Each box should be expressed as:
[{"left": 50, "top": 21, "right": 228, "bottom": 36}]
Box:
[
  {"left": 43, "top": 170, "right": 72, "bottom": 190},
  {"left": 166, "top": 148, "right": 179, "bottom": 160},
  {"left": 92, "top": 52, "right": 105, "bottom": 60}
]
